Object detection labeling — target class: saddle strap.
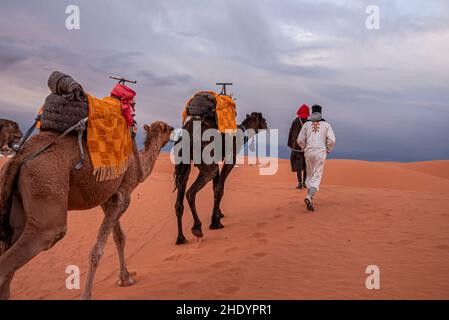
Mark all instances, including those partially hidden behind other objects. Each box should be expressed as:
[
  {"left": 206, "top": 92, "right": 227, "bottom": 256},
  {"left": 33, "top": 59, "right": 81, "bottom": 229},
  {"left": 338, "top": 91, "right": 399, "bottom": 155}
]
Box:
[
  {"left": 22, "top": 117, "right": 88, "bottom": 167},
  {"left": 17, "top": 115, "right": 41, "bottom": 152}
]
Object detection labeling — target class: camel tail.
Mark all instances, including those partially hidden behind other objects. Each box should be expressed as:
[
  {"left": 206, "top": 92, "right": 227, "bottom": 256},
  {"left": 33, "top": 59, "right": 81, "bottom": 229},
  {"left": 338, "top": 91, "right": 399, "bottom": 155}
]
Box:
[
  {"left": 0, "top": 157, "right": 22, "bottom": 255},
  {"left": 173, "top": 118, "right": 194, "bottom": 192}
]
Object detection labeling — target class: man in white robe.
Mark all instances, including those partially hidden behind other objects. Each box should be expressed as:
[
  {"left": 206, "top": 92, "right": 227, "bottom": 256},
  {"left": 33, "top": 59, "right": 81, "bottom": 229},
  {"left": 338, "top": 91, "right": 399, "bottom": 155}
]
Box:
[{"left": 297, "top": 105, "right": 336, "bottom": 211}]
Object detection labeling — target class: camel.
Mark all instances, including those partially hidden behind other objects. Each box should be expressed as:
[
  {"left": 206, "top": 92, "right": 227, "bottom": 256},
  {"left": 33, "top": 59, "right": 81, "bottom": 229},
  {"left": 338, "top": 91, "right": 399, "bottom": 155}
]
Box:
[
  {"left": 0, "top": 120, "right": 173, "bottom": 300},
  {"left": 173, "top": 112, "right": 268, "bottom": 245},
  {"left": 0, "top": 119, "right": 23, "bottom": 152}
]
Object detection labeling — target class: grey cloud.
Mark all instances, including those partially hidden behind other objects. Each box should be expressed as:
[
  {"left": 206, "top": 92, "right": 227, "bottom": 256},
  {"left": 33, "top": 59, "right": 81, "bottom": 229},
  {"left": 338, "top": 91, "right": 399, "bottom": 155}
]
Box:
[
  {"left": 0, "top": 0, "right": 449, "bottom": 161},
  {"left": 0, "top": 39, "right": 30, "bottom": 68},
  {"left": 271, "top": 62, "right": 338, "bottom": 79},
  {"left": 138, "top": 71, "right": 192, "bottom": 87}
]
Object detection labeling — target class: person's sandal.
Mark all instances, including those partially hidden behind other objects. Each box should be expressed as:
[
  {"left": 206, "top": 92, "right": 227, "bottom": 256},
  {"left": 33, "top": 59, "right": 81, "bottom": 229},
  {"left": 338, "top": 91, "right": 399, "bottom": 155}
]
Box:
[{"left": 304, "top": 197, "right": 315, "bottom": 212}]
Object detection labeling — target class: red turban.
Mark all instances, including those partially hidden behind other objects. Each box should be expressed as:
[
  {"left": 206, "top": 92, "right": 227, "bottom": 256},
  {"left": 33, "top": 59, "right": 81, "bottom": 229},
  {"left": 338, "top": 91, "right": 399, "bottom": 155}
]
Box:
[
  {"left": 297, "top": 104, "right": 310, "bottom": 119},
  {"left": 111, "top": 83, "right": 136, "bottom": 128}
]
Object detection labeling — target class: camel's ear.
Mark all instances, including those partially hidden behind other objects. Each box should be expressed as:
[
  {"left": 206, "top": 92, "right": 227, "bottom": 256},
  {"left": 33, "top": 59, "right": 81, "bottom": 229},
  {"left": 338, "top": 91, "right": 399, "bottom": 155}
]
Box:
[
  {"left": 159, "top": 122, "right": 166, "bottom": 131},
  {"left": 246, "top": 114, "right": 250, "bottom": 118},
  {"left": 144, "top": 124, "right": 151, "bottom": 132}
]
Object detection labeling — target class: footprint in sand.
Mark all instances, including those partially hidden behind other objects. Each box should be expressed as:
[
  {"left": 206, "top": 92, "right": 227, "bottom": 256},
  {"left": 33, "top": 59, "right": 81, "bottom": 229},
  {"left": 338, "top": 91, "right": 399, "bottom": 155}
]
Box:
[
  {"left": 191, "top": 238, "right": 204, "bottom": 249},
  {"left": 178, "top": 281, "right": 198, "bottom": 292},
  {"left": 222, "top": 268, "right": 243, "bottom": 279},
  {"left": 226, "top": 267, "right": 243, "bottom": 274},
  {"left": 256, "top": 222, "right": 267, "bottom": 228},
  {"left": 251, "top": 232, "right": 266, "bottom": 239},
  {"left": 258, "top": 239, "right": 269, "bottom": 245},
  {"left": 219, "top": 286, "right": 240, "bottom": 295},
  {"left": 224, "top": 247, "right": 239, "bottom": 254},
  {"left": 253, "top": 252, "right": 267, "bottom": 258},
  {"left": 164, "top": 253, "right": 189, "bottom": 262},
  {"left": 209, "top": 260, "right": 231, "bottom": 268},
  {"left": 275, "top": 207, "right": 283, "bottom": 211}
]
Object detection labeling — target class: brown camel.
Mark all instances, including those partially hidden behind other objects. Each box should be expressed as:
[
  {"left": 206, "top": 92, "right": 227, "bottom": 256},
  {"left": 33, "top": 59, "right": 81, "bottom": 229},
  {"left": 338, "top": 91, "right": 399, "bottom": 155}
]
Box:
[
  {"left": 173, "top": 112, "right": 268, "bottom": 244},
  {"left": 0, "top": 119, "right": 23, "bottom": 152},
  {"left": 0, "top": 121, "right": 173, "bottom": 300}
]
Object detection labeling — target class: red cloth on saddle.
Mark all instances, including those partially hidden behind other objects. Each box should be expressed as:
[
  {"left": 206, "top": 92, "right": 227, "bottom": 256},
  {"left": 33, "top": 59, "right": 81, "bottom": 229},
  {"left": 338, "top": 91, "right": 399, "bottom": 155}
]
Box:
[
  {"left": 297, "top": 104, "right": 310, "bottom": 119},
  {"left": 110, "top": 84, "right": 136, "bottom": 128}
]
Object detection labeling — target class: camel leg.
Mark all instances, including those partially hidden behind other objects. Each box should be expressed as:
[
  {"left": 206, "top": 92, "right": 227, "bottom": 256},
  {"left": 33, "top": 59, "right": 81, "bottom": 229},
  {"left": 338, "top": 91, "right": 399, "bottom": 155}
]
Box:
[
  {"left": 81, "top": 192, "right": 125, "bottom": 300},
  {"left": 113, "top": 221, "right": 136, "bottom": 287},
  {"left": 211, "top": 163, "right": 235, "bottom": 229},
  {"left": 0, "top": 203, "right": 66, "bottom": 301},
  {"left": 175, "top": 164, "right": 191, "bottom": 245},
  {"left": 0, "top": 193, "right": 26, "bottom": 297},
  {"left": 108, "top": 193, "right": 136, "bottom": 287},
  {"left": 212, "top": 171, "right": 225, "bottom": 218},
  {"left": 0, "top": 229, "right": 66, "bottom": 300},
  {"left": 9, "top": 193, "right": 26, "bottom": 244},
  {"left": 0, "top": 193, "right": 67, "bottom": 300},
  {"left": 187, "top": 164, "right": 219, "bottom": 237}
]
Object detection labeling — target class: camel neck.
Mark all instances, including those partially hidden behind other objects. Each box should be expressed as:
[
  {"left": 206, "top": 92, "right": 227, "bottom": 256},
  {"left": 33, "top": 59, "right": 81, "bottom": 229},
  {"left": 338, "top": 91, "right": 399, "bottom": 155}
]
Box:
[
  {"left": 138, "top": 138, "right": 162, "bottom": 182},
  {"left": 239, "top": 121, "right": 257, "bottom": 140},
  {"left": 236, "top": 122, "right": 256, "bottom": 152}
]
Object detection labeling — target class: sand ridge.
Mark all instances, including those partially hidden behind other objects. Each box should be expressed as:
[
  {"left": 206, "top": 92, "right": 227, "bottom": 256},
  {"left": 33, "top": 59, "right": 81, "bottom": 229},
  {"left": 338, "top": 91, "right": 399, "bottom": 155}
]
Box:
[{"left": 1, "top": 154, "right": 449, "bottom": 299}]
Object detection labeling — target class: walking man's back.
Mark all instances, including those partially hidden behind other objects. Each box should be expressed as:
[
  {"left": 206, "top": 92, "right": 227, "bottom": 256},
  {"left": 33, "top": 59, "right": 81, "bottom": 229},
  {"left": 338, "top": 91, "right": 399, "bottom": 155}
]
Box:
[{"left": 297, "top": 104, "right": 336, "bottom": 212}]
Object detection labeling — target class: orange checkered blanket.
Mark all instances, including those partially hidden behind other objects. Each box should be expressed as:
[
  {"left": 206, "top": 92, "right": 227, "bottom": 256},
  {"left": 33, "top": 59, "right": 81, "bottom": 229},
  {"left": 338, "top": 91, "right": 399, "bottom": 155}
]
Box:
[
  {"left": 182, "top": 91, "right": 237, "bottom": 132},
  {"left": 85, "top": 94, "right": 132, "bottom": 182}
]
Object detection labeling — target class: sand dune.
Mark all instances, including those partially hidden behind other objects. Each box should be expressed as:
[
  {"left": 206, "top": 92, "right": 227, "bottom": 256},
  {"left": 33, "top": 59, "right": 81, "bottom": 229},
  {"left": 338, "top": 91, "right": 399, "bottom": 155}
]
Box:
[
  {"left": 324, "top": 160, "right": 449, "bottom": 192},
  {"left": 1, "top": 154, "right": 449, "bottom": 299},
  {"left": 395, "top": 161, "right": 449, "bottom": 180}
]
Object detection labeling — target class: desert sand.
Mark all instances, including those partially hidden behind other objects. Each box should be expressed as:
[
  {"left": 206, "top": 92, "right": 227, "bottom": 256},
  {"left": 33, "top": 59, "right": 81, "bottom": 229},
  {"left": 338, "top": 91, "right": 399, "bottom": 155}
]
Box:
[{"left": 1, "top": 154, "right": 449, "bottom": 300}]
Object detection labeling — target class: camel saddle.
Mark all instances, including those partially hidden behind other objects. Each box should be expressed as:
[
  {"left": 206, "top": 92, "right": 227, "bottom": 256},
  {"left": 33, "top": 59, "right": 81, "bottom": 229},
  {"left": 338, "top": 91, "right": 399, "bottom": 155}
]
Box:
[
  {"left": 39, "top": 71, "right": 88, "bottom": 133},
  {"left": 182, "top": 91, "right": 237, "bottom": 133},
  {"left": 186, "top": 92, "right": 217, "bottom": 119}
]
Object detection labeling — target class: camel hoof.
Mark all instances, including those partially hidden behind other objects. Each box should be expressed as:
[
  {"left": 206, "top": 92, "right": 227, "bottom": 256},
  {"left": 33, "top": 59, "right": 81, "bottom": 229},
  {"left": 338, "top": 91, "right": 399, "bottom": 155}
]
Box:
[
  {"left": 219, "top": 212, "right": 225, "bottom": 218},
  {"left": 176, "top": 236, "right": 188, "bottom": 245},
  {"left": 116, "top": 274, "right": 137, "bottom": 287},
  {"left": 209, "top": 222, "right": 224, "bottom": 230},
  {"left": 191, "top": 227, "right": 203, "bottom": 238}
]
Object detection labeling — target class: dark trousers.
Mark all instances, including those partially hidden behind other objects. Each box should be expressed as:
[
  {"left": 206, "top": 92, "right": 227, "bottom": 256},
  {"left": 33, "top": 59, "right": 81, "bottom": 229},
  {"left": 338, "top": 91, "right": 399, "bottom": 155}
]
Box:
[{"left": 290, "top": 151, "right": 307, "bottom": 184}]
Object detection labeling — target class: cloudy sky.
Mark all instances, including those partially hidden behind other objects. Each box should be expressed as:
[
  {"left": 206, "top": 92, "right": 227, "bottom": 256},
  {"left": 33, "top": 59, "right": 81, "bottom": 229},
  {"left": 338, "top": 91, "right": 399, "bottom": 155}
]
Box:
[{"left": 1, "top": 0, "right": 448, "bottom": 161}]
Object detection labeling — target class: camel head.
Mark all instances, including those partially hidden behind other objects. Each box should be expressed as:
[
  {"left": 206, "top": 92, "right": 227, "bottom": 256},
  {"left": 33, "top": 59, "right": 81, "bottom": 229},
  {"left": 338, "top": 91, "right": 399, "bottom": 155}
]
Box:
[
  {"left": 242, "top": 112, "right": 268, "bottom": 133},
  {"left": 0, "top": 119, "right": 23, "bottom": 150},
  {"left": 143, "top": 121, "right": 174, "bottom": 148}
]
